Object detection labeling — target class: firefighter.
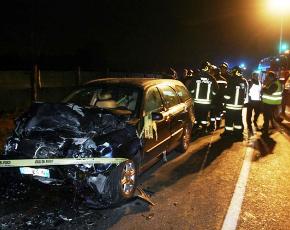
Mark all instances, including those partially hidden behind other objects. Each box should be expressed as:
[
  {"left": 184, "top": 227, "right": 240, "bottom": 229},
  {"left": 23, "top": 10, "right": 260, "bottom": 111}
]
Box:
[
  {"left": 182, "top": 69, "right": 193, "bottom": 89},
  {"left": 246, "top": 72, "right": 262, "bottom": 134},
  {"left": 220, "top": 62, "right": 230, "bottom": 81},
  {"left": 189, "top": 61, "right": 218, "bottom": 134},
  {"left": 210, "top": 67, "right": 227, "bottom": 130},
  {"left": 221, "top": 66, "right": 248, "bottom": 140},
  {"left": 261, "top": 71, "right": 283, "bottom": 137}
]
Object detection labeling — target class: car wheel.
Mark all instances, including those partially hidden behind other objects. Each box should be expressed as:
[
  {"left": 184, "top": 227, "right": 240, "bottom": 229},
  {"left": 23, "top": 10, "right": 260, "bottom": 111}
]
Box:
[
  {"left": 177, "top": 124, "right": 191, "bottom": 153},
  {"left": 104, "top": 159, "right": 137, "bottom": 205}
]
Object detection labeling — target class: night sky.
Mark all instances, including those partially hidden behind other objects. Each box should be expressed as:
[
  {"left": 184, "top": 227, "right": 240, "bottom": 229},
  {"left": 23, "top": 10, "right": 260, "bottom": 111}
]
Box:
[{"left": 0, "top": 0, "right": 289, "bottom": 72}]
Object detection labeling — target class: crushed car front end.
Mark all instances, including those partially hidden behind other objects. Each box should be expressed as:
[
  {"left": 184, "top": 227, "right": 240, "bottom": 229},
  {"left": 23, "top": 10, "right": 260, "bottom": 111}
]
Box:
[{"left": 3, "top": 103, "right": 142, "bottom": 196}]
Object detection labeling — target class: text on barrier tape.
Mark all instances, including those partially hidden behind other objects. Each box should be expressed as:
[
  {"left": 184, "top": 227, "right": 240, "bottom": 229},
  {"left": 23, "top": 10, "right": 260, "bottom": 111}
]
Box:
[{"left": 0, "top": 157, "right": 128, "bottom": 168}]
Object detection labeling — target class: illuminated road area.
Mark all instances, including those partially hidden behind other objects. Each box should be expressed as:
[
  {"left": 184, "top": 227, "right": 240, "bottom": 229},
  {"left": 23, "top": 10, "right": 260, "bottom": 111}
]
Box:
[{"left": 1, "top": 119, "right": 290, "bottom": 230}]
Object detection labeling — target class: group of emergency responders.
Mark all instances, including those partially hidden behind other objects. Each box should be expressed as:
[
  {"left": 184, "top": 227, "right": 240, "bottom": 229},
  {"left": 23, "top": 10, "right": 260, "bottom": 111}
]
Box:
[{"left": 181, "top": 61, "right": 283, "bottom": 140}]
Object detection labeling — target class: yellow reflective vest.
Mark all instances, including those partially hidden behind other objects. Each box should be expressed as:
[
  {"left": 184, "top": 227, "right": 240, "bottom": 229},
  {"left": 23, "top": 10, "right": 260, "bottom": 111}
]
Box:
[{"left": 262, "top": 80, "right": 282, "bottom": 105}]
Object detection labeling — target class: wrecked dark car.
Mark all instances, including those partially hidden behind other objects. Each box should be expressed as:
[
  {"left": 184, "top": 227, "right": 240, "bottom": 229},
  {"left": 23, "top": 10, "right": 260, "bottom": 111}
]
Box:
[{"left": 3, "top": 78, "right": 194, "bottom": 205}]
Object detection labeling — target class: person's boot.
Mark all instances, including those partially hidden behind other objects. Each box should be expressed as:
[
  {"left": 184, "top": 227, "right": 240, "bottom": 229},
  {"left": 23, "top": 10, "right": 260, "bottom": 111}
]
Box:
[
  {"left": 216, "top": 120, "right": 221, "bottom": 129},
  {"left": 207, "top": 122, "right": 215, "bottom": 132},
  {"left": 220, "top": 130, "right": 232, "bottom": 138},
  {"left": 261, "top": 131, "right": 269, "bottom": 138},
  {"left": 192, "top": 123, "right": 200, "bottom": 137},
  {"left": 233, "top": 131, "right": 244, "bottom": 141}
]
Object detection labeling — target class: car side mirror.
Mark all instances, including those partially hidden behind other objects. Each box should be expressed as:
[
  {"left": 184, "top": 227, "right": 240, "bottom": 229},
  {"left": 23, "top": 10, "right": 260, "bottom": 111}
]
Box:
[{"left": 151, "top": 112, "right": 163, "bottom": 121}]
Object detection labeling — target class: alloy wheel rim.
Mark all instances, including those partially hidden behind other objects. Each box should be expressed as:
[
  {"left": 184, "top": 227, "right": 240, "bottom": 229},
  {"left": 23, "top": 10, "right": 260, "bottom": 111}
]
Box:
[{"left": 120, "top": 161, "right": 136, "bottom": 195}]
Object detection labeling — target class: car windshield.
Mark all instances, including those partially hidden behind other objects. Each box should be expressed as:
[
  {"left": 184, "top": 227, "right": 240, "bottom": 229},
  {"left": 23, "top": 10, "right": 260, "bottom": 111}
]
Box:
[{"left": 63, "top": 84, "right": 141, "bottom": 116}]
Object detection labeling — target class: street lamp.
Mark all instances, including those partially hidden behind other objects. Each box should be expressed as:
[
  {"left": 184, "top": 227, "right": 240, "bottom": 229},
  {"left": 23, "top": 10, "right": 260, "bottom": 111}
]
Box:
[{"left": 267, "top": 0, "right": 290, "bottom": 53}]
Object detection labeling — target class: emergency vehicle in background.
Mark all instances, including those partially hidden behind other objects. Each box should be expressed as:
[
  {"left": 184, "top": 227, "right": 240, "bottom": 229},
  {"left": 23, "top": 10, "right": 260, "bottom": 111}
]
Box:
[{"left": 257, "top": 50, "right": 290, "bottom": 121}]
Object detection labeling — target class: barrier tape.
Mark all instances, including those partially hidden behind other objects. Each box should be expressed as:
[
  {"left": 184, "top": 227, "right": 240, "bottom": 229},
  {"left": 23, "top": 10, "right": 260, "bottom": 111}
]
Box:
[{"left": 0, "top": 157, "right": 128, "bottom": 168}]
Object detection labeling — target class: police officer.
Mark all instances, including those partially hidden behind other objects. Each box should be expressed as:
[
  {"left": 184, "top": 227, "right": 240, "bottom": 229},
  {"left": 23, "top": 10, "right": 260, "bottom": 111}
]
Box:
[
  {"left": 222, "top": 66, "right": 248, "bottom": 140},
  {"left": 210, "top": 67, "right": 227, "bottom": 130},
  {"left": 261, "top": 71, "right": 283, "bottom": 137},
  {"left": 189, "top": 61, "right": 218, "bottom": 133}
]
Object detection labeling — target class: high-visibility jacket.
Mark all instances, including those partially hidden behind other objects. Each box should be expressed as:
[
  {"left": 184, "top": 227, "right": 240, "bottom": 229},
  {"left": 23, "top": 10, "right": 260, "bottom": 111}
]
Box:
[
  {"left": 262, "top": 80, "right": 282, "bottom": 105},
  {"left": 224, "top": 76, "right": 248, "bottom": 110},
  {"left": 189, "top": 71, "right": 218, "bottom": 105}
]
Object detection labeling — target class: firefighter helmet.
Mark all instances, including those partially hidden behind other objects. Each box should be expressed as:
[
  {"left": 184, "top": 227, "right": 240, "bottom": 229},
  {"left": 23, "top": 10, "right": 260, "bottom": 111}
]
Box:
[
  {"left": 200, "top": 61, "right": 211, "bottom": 71},
  {"left": 232, "top": 66, "right": 242, "bottom": 77},
  {"left": 220, "top": 62, "right": 229, "bottom": 69}
]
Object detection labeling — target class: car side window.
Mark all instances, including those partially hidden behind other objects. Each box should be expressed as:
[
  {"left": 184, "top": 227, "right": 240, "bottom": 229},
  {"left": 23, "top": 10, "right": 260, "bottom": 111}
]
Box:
[
  {"left": 159, "top": 85, "right": 180, "bottom": 108},
  {"left": 175, "top": 85, "right": 191, "bottom": 102},
  {"left": 144, "top": 87, "right": 164, "bottom": 114}
]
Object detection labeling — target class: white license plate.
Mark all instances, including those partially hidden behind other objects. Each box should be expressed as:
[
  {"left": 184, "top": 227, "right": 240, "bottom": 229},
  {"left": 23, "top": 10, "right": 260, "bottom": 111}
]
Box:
[{"left": 19, "top": 167, "right": 50, "bottom": 178}]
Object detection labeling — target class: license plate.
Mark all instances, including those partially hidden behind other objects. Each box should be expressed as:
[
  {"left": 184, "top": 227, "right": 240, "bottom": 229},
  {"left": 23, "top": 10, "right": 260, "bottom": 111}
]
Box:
[{"left": 19, "top": 167, "right": 50, "bottom": 178}]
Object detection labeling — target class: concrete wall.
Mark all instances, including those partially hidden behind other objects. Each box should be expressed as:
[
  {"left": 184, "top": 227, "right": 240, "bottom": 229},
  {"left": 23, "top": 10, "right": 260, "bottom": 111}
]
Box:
[{"left": 0, "top": 70, "right": 161, "bottom": 112}]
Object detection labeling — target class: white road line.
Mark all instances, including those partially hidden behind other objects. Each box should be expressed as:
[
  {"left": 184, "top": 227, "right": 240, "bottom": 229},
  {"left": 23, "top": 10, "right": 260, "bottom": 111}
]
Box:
[{"left": 221, "top": 140, "right": 254, "bottom": 230}]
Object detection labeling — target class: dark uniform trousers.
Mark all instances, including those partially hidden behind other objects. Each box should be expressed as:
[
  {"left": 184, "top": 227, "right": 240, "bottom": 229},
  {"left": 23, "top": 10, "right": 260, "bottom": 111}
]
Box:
[
  {"left": 246, "top": 101, "right": 261, "bottom": 128},
  {"left": 225, "top": 109, "right": 243, "bottom": 134},
  {"left": 194, "top": 103, "right": 210, "bottom": 128},
  {"left": 262, "top": 103, "right": 276, "bottom": 133}
]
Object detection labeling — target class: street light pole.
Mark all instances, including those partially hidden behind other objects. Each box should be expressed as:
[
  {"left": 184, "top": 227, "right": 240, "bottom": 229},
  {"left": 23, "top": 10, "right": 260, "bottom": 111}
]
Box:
[
  {"left": 267, "top": 0, "right": 290, "bottom": 54},
  {"left": 279, "top": 16, "right": 283, "bottom": 54}
]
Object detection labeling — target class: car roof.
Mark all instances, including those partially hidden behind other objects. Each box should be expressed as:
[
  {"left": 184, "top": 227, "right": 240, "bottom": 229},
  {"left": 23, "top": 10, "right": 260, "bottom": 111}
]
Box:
[{"left": 84, "top": 77, "right": 185, "bottom": 90}]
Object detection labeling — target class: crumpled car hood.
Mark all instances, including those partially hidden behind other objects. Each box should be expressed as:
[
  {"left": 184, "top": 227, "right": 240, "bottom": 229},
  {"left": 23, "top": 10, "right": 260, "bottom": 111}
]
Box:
[
  {"left": 16, "top": 103, "right": 127, "bottom": 138},
  {"left": 5, "top": 102, "right": 137, "bottom": 159}
]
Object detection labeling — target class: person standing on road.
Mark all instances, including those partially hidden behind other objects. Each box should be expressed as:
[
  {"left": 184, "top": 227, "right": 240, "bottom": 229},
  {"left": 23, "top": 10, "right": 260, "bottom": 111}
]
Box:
[
  {"left": 188, "top": 61, "right": 218, "bottom": 134},
  {"left": 210, "top": 67, "right": 227, "bottom": 130},
  {"left": 221, "top": 66, "right": 248, "bottom": 140},
  {"left": 261, "top": 71, "right": 283, "bottom": 137},
  {"left": 220, "top": 62, "right": 230, "bottom": 81},
  {"left": 246, "top": 72, "right": 262, "bottom": 134}
]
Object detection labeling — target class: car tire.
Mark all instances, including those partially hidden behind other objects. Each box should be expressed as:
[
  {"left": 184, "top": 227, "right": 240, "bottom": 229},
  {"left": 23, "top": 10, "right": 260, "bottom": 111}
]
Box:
[
  {"left": 105, "top": 159, "right": 137, "bottom": 204},
  {"left": 177, "top": 124, "right": 191, "bottom": 153}
]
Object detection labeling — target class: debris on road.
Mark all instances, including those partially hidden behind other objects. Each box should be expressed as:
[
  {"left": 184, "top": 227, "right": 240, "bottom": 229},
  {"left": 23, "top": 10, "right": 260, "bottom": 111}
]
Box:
[
  {"left": 142, "top": 213, "right": 154, "bottom": 220},
  {"left": 136, "top": 186, "right": 156, "bottom": 206}
]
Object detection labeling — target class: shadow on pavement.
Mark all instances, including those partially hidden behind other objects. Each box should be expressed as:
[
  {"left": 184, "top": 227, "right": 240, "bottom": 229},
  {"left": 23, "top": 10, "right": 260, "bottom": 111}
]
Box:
[
  {"left": 138, "top": 134, "right": 234, "bottom": 196},
  {"left": 252, "top": 136, "right": 277, "bottom": 160}
]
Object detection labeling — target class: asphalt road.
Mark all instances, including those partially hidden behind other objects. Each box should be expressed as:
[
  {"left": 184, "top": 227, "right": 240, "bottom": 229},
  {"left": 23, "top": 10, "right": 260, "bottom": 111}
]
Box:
[{"left": 1, "top": 117, "right": 290, "bottom": 230}]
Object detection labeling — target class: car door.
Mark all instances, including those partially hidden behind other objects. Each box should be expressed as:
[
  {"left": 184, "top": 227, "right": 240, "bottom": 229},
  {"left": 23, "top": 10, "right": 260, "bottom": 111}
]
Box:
[
  {"left": 142, "top": 87, "right": 171, "bottom": 164},
  {"left": 158, "top": 85, "right": 186, "bottom": 150}
]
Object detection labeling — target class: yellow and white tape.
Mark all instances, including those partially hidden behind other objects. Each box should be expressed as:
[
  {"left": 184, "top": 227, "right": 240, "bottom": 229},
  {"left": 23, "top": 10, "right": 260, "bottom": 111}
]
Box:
[{"left": 0, "top": 157, "right": 128, "bottom": 168}]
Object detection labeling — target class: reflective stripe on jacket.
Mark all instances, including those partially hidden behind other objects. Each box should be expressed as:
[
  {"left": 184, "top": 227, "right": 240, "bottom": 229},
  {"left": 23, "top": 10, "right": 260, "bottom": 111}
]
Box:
[
  {"left": 262, "top": 80, "right": 282, "bottom": 105},
  {"left": 224, "top": 77, "right": 248, "bottom": 110},
  {"left": 189, "top": 71, "right": 218, "bottom": 105}
]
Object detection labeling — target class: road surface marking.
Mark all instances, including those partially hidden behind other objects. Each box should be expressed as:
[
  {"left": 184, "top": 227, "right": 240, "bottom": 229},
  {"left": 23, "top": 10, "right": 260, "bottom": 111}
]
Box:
[{"left": 221, "top": 140, "right": 254, "bottom": 230}]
